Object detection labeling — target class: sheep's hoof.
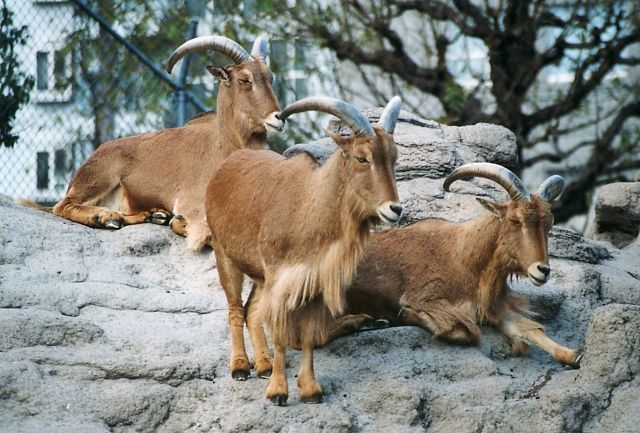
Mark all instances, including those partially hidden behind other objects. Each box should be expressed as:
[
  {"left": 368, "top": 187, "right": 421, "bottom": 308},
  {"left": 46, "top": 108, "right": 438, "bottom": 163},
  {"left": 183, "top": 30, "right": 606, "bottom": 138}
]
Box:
[
  {"left": 257, "top": 368, "right": 272, "bottom": 379},
  {"left": 357, "top": 316, "right": 384, "bottom": 331},
  {"left": 301, "top": 392, "right": 323, "bottom": 404},
  {"left": 569, "top": 350, "right": 584, "bottom": 369},
  {"left": 375, "top": 319, "right": 390, "bottom": 328},
  {"left": 231, "top": 369, "right": 250, "bottom": 381},
  {"left": 268, "top": 394, "right": 288, "bottom": 406},
  {"left": 104, "top": 219, "right": 123, "bottom": 230},
  {"left": 148, "top": 210, "right": 171, "bottom": 225}
]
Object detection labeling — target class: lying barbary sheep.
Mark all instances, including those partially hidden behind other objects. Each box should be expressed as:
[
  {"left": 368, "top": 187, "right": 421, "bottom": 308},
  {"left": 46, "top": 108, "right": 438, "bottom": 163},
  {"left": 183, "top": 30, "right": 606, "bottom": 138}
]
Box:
[
  {"left": 206, "top": 96, "right": 403, "bottom": 405},
  {"left": 20, "top": 35, "right": 282, "bottom": 251},
  {"left": 328, "top": 163, "right": 583, "bottom": 368}
]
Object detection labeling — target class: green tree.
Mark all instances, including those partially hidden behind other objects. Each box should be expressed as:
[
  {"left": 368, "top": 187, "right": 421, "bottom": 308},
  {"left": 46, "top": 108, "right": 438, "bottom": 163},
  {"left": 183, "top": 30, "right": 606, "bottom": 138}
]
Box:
[
  {"left": 63, "top": 0, "right": 197, "bottom": 148},
  {"left": 0, "top": 0, "right": 34, "bottom": 148},
  {"left": 216, "top": 0, "right": 640, "bottom": 223}
]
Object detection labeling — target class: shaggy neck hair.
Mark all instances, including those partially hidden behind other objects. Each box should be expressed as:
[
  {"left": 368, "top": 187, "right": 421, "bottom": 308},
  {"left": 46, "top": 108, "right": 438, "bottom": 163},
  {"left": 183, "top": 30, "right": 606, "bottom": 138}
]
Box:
[{"left": 265, "top": 150, "right": 378, "bottom": 346}]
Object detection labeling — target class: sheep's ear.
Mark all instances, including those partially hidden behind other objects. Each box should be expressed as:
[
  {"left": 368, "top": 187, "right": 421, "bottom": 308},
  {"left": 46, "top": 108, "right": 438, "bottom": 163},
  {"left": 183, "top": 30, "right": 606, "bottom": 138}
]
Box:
[
  {"left": 207, "top": 65, "right": 230, "bottom": 82},
  {"left": 327, "top": 130, "right": 354, "bottom": 153},
  {"left": 476, "top": 197, "right": 503, "bottom": 218}
]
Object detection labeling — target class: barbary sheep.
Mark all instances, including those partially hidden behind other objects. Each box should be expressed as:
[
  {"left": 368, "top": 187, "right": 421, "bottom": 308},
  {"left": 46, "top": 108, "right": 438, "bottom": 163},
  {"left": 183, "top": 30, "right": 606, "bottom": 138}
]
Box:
[
  {"left": 206, "top": 96, "right": 403, "bottom": 405},
  {"left": 19, "top": 35, "right": 282, "bottom": 251},
  {"left": 327, "top": 162, "right": 583, "bottom": 368}
]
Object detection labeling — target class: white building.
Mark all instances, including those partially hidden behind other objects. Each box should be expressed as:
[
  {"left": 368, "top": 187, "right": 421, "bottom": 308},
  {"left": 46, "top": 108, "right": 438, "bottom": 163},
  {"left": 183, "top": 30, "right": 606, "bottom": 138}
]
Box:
[
  {"left": 1, "top": 0, "right": 90, "bottom": 203},
  {"left": 1, "top": 0, "right": 319, "bottom": 204}
]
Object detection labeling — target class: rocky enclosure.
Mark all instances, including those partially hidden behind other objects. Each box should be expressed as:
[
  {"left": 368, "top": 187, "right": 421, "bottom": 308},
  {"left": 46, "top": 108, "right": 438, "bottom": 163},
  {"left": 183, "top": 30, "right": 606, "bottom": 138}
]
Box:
[{"left": 1, "top": 111, "right": 639, "bottom": 433}]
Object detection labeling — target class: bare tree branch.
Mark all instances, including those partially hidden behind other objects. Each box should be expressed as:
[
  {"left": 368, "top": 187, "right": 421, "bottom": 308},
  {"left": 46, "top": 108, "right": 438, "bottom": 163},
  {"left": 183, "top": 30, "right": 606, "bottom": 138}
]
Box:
[
  {"left": 396, "top": 0, "right": 492, "bottom": 38},
  {"left": 224, "top": 0, "right": 640, "bottom": 221},
  {"left": 553, "top": 99, "right": 640, "bottom": 221},
  {"left": 525, "top": 139, "right": 595, "bottom": 166},
  {"left": 524, "top": 29, "right": 640, "bottom": 132}
]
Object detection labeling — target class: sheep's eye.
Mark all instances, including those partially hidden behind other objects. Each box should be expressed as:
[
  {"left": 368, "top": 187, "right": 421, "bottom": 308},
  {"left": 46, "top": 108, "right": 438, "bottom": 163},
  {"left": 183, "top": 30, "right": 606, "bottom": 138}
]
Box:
[
  {"left": 239, "top": 78, "right": 252, "bottom": 84},
  {"left": 509, "top": 218, "right": 521, "bottom": 226},
  {"left": 355, "top": 156, "right": 369, "bottom": 164}
]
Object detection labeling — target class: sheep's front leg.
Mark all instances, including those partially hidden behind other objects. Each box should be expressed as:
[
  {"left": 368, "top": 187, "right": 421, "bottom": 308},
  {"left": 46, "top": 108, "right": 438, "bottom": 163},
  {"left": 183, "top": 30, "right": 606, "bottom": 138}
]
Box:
[
  {"left": 266, "top": 344, "right": 288, "bottom": 406},
  {"left": 400, "top": 304, "right": 480, "bottom": 345},
  {"left": 215, "top": 250, "right": 251, "bottom": 380},
  {"left": 499, "top": 310, "right": 583, "bottom": 368},
  {"left": 123, "top": 208, "right": 172, "bottom": 226},
  {"left": 297, "top": 341, "right": 323, "bottom": 404},
  {"left": 325, "top": 314, "right": 390, "bottom": 345},
  {"left": 245, "top": 282, "right": 273, "bottom": 378}
]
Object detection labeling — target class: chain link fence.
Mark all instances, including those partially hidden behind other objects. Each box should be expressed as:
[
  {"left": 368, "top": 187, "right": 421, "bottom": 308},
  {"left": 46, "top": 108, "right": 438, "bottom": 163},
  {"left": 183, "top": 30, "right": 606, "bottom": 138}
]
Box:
[{"left": 1, "top": 0, "right": 207, "bottom": 205}]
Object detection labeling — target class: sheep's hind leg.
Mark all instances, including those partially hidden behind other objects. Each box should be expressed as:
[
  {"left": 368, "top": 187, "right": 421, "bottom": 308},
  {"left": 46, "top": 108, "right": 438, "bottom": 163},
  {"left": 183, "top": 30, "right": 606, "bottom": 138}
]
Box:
[
  {"left": 54, "top": 200, "right": 124, "bottom": 229},
  {"left": 54, "top": 182, "right": 170, "bottom": 229},
  {"left": 245, "top": 282, "right": 273, "bottom": 378},
  {"left": 500, "top": 311, "right": 583, "bottom": 368},
  {"left": 266, "top": 344, "right": 288, "bottom": 406},
  {"left": 297, "top": 340, "right": 323, "bottom": 404},
  {"left": 52, "top": 173, "right": 127, "bottom": 229}
]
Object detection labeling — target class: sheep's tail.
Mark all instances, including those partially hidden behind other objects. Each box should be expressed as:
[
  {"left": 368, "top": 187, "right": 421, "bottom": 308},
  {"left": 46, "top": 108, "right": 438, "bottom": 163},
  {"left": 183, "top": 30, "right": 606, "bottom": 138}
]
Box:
[{"left": 17, "top": 198, "right": 53, "bottom": 213}]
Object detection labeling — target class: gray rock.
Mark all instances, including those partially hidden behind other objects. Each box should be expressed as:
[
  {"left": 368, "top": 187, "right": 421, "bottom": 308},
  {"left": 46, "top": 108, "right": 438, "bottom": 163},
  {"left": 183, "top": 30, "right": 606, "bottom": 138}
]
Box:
[
  {"left": 0, "top": 309, "right": 104, "bottom": 351},
  {"left": 549, "top": 226, "right": 612, "bottom": 264},
  {"left": 287, "top": 109, "right": 518, "bottom": 181},
  {"left": 1, "top": 115, "right": 639, "bottom": 432},
  {"left": 283, "top": 137, "right": 336, "bottom": 164},
  {"left": 587, "top": 182, "right": 640, "bottom": 248}
]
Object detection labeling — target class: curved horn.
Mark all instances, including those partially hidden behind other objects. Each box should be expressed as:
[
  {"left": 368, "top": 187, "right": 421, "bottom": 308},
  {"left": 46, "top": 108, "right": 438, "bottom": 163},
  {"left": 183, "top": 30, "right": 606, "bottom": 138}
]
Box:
[
  {"left": 443, "top": 162, "right": 530, "bottom": 201},
  {"left": 251, "top": 36, "right": 269, "bottom": 63},
  {"left": 167, "top": 35, "right": 250, "bottom": 73},
  {"left": 378, "top": 96, "right": 402, "bottom": 133},
  {"left": 279, "top": 96, "right": 375, "bottom": 138},
  {"left": 535, "top": 175, "right": 565, "bottom": 202}
]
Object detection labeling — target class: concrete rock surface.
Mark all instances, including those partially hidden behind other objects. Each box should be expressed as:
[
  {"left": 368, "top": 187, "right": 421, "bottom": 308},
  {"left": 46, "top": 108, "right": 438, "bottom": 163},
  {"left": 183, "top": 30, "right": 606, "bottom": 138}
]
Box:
[{"left": 2, "top": 113, "right": 639, "bottom": 433}]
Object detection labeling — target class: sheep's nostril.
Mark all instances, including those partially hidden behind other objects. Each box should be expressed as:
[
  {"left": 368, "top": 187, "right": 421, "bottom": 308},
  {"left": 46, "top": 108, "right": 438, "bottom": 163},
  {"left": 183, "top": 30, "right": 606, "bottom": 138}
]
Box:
[
  {"left": 390, "top": 204, "right": 403, "bottom": 216},
  {"left": 537, "top": 264, "right": 550, "bottom": 277}
]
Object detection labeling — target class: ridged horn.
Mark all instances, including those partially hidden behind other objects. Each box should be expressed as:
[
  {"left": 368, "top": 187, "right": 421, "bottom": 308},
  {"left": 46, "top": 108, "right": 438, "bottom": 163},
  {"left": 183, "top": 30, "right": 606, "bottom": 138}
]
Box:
[
  {"left": 279, "top": 97, "right": 376, "bottom": 138},
  {"left": 443, "top": 162, "right": 530, "bottom": 201},
  {"left": 251, "top": 36, "right": 269, "bottom": 63},
  {"left": 167, "top": 35, "right": 250, "bottom": 73},
  {"left": 535, "top": 175, "right": 565, "bottom": 202},
  {"left": 378, "top": 96, "right": 402, "bottom": 133}
]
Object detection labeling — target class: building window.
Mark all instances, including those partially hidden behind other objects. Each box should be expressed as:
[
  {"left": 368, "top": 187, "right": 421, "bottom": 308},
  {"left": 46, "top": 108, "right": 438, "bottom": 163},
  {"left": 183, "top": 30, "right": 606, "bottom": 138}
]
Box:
[
  {"left": 36, "top": 51, "right": 49, "bottom": 90},
  {"left": 34, "top": 47, "right": 72, "bottom": 103},
  {"left": 37, "top": 152, "right": 49, "bottom": 190}
]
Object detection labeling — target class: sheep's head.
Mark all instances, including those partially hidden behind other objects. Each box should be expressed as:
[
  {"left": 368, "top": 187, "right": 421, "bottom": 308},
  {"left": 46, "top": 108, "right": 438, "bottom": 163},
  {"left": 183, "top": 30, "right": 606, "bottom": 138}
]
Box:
[
  {"left": 167, "top": 35, "right": 283, "bottom": 136},
  {"left": 444, "top": 163, "right": 565, "bottom": 286},
  {"left": 279, "top": 96, "right": 403, "bottom": 225}
]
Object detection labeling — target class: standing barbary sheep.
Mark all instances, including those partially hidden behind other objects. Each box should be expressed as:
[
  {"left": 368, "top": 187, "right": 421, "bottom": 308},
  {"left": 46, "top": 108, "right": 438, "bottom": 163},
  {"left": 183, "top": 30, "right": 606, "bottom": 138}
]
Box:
[
  {"left": 19, "top": 35, "right": 282, "bottom": 251},
  {"left": 328, "top": 163, "right": 583, "bottom": 368},
  {"left": 206, "top": 96, "right": 403, "bottom": 405}
]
